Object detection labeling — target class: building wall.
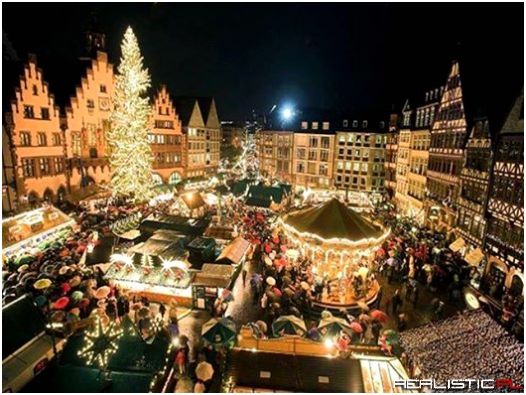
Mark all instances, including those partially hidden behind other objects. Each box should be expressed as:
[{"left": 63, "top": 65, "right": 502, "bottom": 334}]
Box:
[
  {"left": 184, "top": 99, "right": 221, "bottom": 179},
  {"left": 8, "top": 56, "right": 68, "bottom": 205},
  {"left": 395, "top": 129, "right": 411, "bottom": 207},
  {"left": 292, "top": 129, "right": 334, "bottom": 190},
  {"left": 485, "top": 89, "right": 524, "bottom": 268},
  {"left": 150, "top": 85, "right": 184, "bottom": 185},
  {"left": 455, "top": 119, "right": 492, "bottom": 246},
  {"left": 333, "top": 129, "right": 386, "bottom": 193},
  {"left": 426, "top": 61, "right": 467, "bottom": 231},
  {"left": 406, "top": 129, "right": 430, "bottom": 220},
  {"left": 65, "top": 51, "right": 114, "bottom": 189}
]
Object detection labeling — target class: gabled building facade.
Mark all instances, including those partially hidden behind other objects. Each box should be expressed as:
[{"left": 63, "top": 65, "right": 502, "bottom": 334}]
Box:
[
  {"left": 65, "top": 51, "right": 114, "bottom": 189},
  {"left": 485, "top": 88, "right": 524, "bottom": 270},
  {"left": 395, "top": 89, "right": 440, "bottom": 223},
  {"left": 150, "top": 85, "right": 184, "bottom": 185},
  {"left": 426, "top": 61, "right": 467, "bottom": 232},
  {"left": 456, "top": 117, "right": 492, "bottom": 246},
  {"left": 172, "top": 97, "right": 221, "bottom": 179},
  {"left": 7, "top": 55, "right": 68, "bottom": 206}
]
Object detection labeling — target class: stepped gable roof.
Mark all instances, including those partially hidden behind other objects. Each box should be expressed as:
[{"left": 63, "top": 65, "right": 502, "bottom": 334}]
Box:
[{"left": 281, "top": 198, "right": 385, "bottom": 242}]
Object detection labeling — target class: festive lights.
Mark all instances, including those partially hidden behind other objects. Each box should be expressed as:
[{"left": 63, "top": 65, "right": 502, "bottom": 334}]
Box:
[
  {"left": 107, "top": 27, "right": 154, "bottom": 202},
  {"left": 77, "top": 318, "right": 123, "bottom": 369}
]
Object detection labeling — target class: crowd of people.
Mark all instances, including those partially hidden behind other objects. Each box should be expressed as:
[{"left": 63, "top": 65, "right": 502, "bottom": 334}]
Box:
[{"left": 399, "top": 309, "right": 524, "bottom": 392}]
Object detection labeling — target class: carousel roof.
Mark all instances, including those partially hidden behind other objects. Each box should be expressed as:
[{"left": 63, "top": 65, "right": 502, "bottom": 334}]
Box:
[{"left": 281, "top": 198, "right": 385, "bottom": 242}]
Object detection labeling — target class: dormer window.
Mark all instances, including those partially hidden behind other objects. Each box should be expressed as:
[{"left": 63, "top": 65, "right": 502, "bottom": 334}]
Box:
[
  {"left": 322, "top": 122, "right": 330, "bottom": 130},
  {"left": 312, "top": 122, "right": 319, "bottom": 130},
  {"left": 343, "top": 120, "right": 349, "bottom": 127},
  {"left": 301, "top": 122, "right": 308, "bottom": 130},
  {"left": 100, "top": 84, "right": 107, "bottom": 93},
  {"left": 379, "top": 121, "right": 385, "bottom": 129},
  {"left": 425, "top": 92, "right": 429, "bottom": 102},
  {"left": 32, "top": 85, "right": 38, "bottom": 95},
  {"left": 362, "top": 120, "right": 368, "bottom": 128},
  {"left": 352, "top": 120, "right": 358, "bottom": 128}
]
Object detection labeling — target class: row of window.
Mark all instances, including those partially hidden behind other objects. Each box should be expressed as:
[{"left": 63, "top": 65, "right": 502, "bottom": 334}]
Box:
[
  {"left": 409, "top": 157, "right": 427, "bottom": 176},
  {"left": 23, "top": 105, "right": 50, "bottom": 120},
  {"left": 147, "top": 134, "right": 182, "bottom": 145},
  {"left": 21, "top": 157, "right": 64, "bottom": 178},
  {"left": 296, "top": 162, "right": 329, "bottom": 176},
  {"left": 415, "top": 107, "right": 436, "bottom": 129},
  {"left": 335, "top": 161, "right": 383, "bottom": 173},
  {"left": 490, "top": 175, "right": 524, "bottom": 207},
  {"left": 154, "top": 120, "right": 175, "bottom": 129},
  {"left": 486, "top": 219, "right": 523, "bottom": 251},
  {"left": 430, "top": 131, "right": 465, "bottom": 150},
  {"left": 435, "top": 101, "right": 463, "bottom": 123},
  {"left": 335, "top": 175, "right": 384, "bottom": 187},
  {"left": 428, "top": 158, "right": 462, "bottom": 176},
  {"left": 296, "top": 149, "right": 331, "bottom": 162},
  {"left": 154, "top": 152, "right": 181, "bottom": 164},
  {"left": 188, "top": 129, "right": 221, "bottom": 139},
  {"left": 495, "top": 139, "right": 523, "bottom": 163},
  {"left": 19, "top": 131, "right": 62, "bottom": 146},
  {"left": 189, "top": 153, "right": 219, "bottom": 165},
  {"left": 337, "top": 134, "right": 386, "bottom": 145}
]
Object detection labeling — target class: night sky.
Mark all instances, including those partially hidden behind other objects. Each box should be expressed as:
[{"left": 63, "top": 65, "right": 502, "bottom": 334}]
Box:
[{"left": 2, "top": 2, "right": 524, "bottom": 119}]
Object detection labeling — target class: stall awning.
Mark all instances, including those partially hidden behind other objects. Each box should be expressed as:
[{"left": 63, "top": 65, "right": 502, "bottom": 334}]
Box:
[
  {"left": 449, "top": 237, "right": 465, "bottom": 252},
  {"left": 193, "top": 263, "right": 234, "bottom": 288},
  {"left": 464, "top": 248, "right": 485, "bottom": 266},
  {"left": 216, "top": 237, "right": 251, "bottom": 265}
]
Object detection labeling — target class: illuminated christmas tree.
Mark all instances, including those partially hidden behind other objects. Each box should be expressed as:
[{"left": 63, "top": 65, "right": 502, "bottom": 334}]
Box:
[{"left": 108, "top": 27, "right": 154, "bottom": 201}]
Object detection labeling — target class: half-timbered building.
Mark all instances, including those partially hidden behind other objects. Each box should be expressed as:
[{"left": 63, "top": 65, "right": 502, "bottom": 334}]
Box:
[
  {"left": 485, "top": 88, "right": 524, "bottom": 271},
  {"left": 426, "top": 61, "right": 467, "bottom": 233}
]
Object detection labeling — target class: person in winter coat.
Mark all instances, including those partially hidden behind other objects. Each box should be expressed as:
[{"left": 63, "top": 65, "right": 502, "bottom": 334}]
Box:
[{"left": 176, "top": 349, "right": 186, "bottom": 376}]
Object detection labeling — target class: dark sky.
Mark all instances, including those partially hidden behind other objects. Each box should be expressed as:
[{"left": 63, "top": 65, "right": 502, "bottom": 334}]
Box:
[{"left": 2, "top": 2, "right": 524, "bottom": 119}]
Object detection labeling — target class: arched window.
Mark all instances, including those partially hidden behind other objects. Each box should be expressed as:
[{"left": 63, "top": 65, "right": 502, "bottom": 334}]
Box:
[
  {"left": 168, "top": 172, "right": 182, "bottom": 185},
  {"left": 152, "top": 173, "right": 164, "bottom": 186}
]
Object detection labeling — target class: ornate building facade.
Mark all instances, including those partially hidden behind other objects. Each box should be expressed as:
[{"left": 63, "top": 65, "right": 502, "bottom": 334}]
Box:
[
  {"left": 484, "top": 89, "right": 524, "bottom": 271},
  {"left": 65, "top": 51, "right": 114, "bottom": 189},
  {"left": 456, "top": 117, "right": 492, "bottom": 247},
  {"left": 426, "top": 61, "right": 467, "bottom": 232},
  {"left": 150, "top": 85, "right": 184, "bottom": 185},
  {"left": 6, "top": 55, "right": 68, "bottom": 206},
  {"left": 172, "top": 97, "right": 221, "bottom": 179}
]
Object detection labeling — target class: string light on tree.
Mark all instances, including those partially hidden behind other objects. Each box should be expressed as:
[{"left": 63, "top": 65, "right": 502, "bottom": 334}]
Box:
[
  {"left": 107, "top": 26, "right": 154, "bottom": 202},
  {"left": 77, "top": 318, "right": 123, "bottom": 369}
]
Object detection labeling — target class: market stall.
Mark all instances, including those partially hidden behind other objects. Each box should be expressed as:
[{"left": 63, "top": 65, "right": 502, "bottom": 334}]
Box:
[
  {"left": 192, "top": 263, "right": 235, "bottom": 310},
  {"left": 2, "top": 206, "right": 76, "bottom": 258}
]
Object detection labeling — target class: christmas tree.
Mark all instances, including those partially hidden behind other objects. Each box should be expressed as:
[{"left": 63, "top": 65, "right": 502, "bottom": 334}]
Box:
[{"left": 108, "top": 27, "right": 154, "bottom": 201}]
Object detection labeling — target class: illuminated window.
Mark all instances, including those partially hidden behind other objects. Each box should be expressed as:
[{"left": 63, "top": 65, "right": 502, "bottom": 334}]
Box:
[
  {"left": 100, "top": 84, "right": 107, "bottom": 93},
  {"left": 22, "top": 159, "right": 35, "bottom": 177},
  {"left": 87, "top": 124, "right": 97, "bottom": 146},
  {"left": 52, "top": 133, "right": 61, "bottom": 146},
  {"left": 322, "top": 122, "right": 330, "bottom": 130},
  {"left": 41, "top": 107, "right": 50, "bottom": 120},
  {"left": 301, "top": 122, "right": 308, "bottom": 129},
  {"left": 39, "top": 158, "right": 50, "bottom": 175},
  {"left": 24, "top": 105, "right": 35, "bottom": 119},
  {"left": 20, "top": 131, "right": 31, "bottom": 146},
  {"left": 37, "top": 132, "right": 47, "bottom": 146},
  {"left": 72, "top": 132, "right": 81, "bottom": 156},
  {"left": 312, "top": 122, "right": 319, "bottom": 130},
  {"left": 54, "top": 157, "right": 64, "bottom": 173}
]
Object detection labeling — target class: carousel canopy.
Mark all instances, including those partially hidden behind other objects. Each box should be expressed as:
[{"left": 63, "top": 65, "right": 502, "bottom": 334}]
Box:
[{"left": 280, "top": 198, "right": 385, "bottom": 242}]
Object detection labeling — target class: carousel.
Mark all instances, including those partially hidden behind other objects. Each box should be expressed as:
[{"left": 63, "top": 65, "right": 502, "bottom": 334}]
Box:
[{"left": 277, "top": 198, "right": 390, "bottom": 309}]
